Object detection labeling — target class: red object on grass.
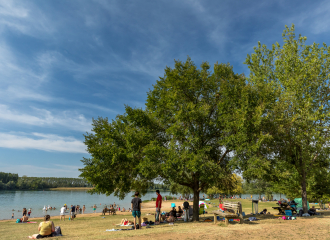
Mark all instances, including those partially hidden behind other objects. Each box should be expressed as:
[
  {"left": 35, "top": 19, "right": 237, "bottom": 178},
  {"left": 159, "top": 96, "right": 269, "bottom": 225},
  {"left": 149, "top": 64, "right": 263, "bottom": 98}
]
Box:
[{"left": 219, "top": 204, "right": 226, "bottom": 211}]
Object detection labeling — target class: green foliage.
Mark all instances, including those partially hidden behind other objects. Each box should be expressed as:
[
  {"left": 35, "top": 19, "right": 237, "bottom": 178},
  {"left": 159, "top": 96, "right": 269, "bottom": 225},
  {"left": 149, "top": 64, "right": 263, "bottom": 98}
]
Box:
[
  {"left": 207, "top": 174, "right": 244, "bottom": 198},
  {"left": 80, "top": 57, "right": 260, "bottom": 220},
  {"left": 243, "top": 24, "right": 330, "bottom": 212}
]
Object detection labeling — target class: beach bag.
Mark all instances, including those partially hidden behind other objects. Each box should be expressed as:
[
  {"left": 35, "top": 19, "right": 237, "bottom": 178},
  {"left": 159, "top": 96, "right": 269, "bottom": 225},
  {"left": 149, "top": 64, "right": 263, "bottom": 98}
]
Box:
[
  {"left": 16, "top": 219, "right": 21, "bottom": 223},
  {"left": 52, "top": 226, "right": 62, "bottom": 237}
]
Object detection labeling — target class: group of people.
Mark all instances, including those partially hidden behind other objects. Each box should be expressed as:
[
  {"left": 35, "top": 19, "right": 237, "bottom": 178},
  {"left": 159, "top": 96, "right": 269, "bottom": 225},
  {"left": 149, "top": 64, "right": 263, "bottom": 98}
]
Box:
[
  {"left": 131, "top": 189, "right": 178, "bottom": 230},
  {"left": 43, "top": 205, "right": 56, "bottom": 211},
  {"left": 60, "top": 204, "right": 86, "bottom": 221}
]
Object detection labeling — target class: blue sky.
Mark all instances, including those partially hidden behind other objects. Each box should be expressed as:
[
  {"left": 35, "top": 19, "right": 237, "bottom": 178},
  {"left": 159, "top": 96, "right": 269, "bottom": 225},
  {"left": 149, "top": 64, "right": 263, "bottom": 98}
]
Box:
[{"left": 0, "top": 0, "right": 329, "bottom": 177}]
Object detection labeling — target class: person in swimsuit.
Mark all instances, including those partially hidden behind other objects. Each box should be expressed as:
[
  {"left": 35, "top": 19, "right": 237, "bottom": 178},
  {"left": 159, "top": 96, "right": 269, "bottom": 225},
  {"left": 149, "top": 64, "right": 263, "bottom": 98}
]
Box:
[{"left": 93, "top": 204, "right": 97, "bottom": 213}]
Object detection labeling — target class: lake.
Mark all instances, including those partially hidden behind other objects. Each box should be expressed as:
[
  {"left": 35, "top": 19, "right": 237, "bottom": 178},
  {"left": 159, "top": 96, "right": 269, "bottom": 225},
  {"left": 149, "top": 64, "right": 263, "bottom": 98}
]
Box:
[
  {"left": 0, "top": 190, "right": 286, "bottom": 220},
  {"left": 0, "top": 190, "right": 178, "bottom": 220}
]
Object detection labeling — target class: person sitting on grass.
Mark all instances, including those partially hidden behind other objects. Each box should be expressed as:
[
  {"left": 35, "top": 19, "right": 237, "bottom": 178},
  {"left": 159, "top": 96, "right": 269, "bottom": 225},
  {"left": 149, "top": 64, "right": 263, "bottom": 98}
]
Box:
[
  {"left": 120, "top": 218, "right": 133, "bottom": 225},
  {"left": 308, "top": 206, "right": 317, "bottom": 216},
  {"left": 28, "top": 215, "right": 55, "bottom": 239},
  {"left": 21, "top": 215, "right": 29, "bottom": 222},
  {"left": 177, "top": 206, "right": 183, "bottom": 217},
  {"left": 166, "top": 212, "right": 175, "bottom": 223},
  {"left": 259, "top": 209, "right": 267, "bottom": 214},
  {"left": 170, "top": 207, "right": 177, "bottom": 218}
]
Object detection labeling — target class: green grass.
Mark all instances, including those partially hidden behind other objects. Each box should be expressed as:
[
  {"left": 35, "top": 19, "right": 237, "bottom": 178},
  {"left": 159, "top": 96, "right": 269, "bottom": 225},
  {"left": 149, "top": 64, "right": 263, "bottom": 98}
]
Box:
[{"left": 1, "top": 199, "right": 327, "bottom": 240}]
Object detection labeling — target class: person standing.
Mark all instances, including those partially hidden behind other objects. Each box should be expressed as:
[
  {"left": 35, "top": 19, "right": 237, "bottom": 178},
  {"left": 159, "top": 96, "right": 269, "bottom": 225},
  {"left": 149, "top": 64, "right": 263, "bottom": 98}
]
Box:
[
  {"left": 70, "top": 205, "right": 76, "bottom": 221},
  {"left": 131, "top": 191, "right": 142, "bottom": 230},
  {"left": 93, "top": 204, "right": 97, "bottom": 213},
  {"left": 23, "top": 208, "right": 27, "bottom": 216},
  {"left": 82, "top": 205, "right": 86, "bottom": 214},
  {"left": 60, "top": 205, "right": 66, "bottom": 221},
  {"left": 155, "top": 190, "right": 162, "bottom": 223},
  {"left": 12, "top": 213, "right": 14, "bottom": 219}
]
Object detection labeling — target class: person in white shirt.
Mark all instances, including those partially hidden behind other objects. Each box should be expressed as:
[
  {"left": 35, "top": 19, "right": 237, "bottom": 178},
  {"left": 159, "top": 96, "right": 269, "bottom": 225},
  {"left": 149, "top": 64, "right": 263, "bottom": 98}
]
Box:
[{"left": 60, "top": 205, "right": 66, "bottom": 221}]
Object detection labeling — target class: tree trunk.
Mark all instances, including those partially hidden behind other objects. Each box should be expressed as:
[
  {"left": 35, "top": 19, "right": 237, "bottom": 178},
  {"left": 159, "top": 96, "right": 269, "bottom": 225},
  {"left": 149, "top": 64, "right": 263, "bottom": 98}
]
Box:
[
  {"left": 193, "top": 188, "right": 200, "bottom": 221},
  {"left": 299, "top": 147, "right": 308, "bottom": 213},
  {"left": 301, "top": 169, "right": 308, "bottom": 213}
]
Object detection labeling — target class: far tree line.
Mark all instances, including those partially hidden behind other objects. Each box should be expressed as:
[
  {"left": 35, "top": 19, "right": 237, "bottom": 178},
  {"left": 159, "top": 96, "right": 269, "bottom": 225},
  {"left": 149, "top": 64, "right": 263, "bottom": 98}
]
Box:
[{"left": 0, "top": 172, "right": 93, "bottom": 190}]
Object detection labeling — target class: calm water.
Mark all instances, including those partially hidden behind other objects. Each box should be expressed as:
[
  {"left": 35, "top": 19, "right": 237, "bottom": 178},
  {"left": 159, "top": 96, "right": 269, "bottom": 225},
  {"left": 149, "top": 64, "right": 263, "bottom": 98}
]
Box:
[
  {"left": 0, "top": 190, "right": 177, "bottom": 220},
  {"left": 0, "top": 191, "right": 286, "bottom": 220}
]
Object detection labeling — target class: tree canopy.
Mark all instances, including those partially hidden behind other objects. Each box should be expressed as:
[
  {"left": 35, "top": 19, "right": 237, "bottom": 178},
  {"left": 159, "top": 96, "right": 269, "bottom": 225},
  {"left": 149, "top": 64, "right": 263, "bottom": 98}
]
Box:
[
  {"left": 242, "top": 24, "right": 330, "bottom": 212},
  {"left": 80, "top": 58, "right": 261, "bottom": 220}
]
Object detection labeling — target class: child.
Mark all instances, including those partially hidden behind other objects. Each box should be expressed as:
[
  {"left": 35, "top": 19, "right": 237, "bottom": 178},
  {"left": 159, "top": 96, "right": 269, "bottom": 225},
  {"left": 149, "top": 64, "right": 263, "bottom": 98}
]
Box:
[
  {"left": 12, "top": 213, "right": 14, "bottom": 219},
  {"left": 28, "top": 210, "right": 31, "bottom": 217}
]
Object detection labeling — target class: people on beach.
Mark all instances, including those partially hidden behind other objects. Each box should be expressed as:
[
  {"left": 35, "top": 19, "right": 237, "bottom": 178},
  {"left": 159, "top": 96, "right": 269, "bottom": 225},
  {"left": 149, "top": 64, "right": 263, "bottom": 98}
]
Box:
[
  {"left": 131, "top": 191, "right": 142, "bottom": 230},
  {"left": 60, "top": 205, "right": 66, "bottom": 221},
  {"left": 93, "top": 204, "right": 97, "bottom": 213},
  {"left": 28, "top": 215, "right": 55, "bottom": 239},
  {"left": 155, "top": 190, "right": 162, "bottom": 223},
  {"left": 82, "top": 205, "right": 86, "bottom": 214},
  {"left": 28, "top": 209, "right": 31, "bottom": 217},
  {"left": 12, "top": 213, "right": 14, "bottom": 219}
]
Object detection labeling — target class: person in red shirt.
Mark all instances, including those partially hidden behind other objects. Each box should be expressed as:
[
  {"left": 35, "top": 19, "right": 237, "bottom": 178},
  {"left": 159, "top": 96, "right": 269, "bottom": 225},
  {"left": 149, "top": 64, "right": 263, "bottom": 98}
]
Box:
[{"left": 155, "top": 190, "right": 162, "bottom": 223}]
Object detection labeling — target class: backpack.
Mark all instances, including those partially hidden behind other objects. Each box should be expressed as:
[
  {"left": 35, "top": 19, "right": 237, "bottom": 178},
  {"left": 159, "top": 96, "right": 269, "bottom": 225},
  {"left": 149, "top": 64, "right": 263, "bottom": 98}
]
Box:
[
  {"left": 16, "top": 219, "right": 21, "bottom": 223},
  {"left": 52, "top": 226, "right": 62, "bottom": 237}
]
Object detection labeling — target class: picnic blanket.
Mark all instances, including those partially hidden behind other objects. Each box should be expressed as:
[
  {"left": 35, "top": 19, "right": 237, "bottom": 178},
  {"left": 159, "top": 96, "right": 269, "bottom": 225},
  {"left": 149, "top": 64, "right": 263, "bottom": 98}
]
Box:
[
  {"left": 17, "top": 221, "right": 37, "bottom": 223},
  {"left": 106, "top": 229, "right": 133, "bottom": 231}
]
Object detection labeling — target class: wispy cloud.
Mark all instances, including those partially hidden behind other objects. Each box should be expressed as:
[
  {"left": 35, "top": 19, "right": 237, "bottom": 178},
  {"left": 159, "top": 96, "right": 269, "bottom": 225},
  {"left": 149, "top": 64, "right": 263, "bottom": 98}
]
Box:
[
  {"left": 0, "top": 104, "right": 92, "bottom": 132},
  {"left": 0, "top": 0, "right": 55, "bottom": 37},
  {"left": 0, "top": 132, "right": 87, "bottom": 153}
]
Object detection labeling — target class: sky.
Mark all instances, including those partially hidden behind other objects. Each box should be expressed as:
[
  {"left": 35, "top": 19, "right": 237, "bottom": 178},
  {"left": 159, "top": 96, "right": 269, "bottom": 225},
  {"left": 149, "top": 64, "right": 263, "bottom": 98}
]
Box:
[{"left": 0, "top": 0, "right": 329, "bottom": 178}]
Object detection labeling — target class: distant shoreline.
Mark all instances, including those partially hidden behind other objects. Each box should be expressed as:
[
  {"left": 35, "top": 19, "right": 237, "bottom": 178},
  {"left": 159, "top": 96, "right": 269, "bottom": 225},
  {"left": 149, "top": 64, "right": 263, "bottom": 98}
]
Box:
[{"left": 47, "top": 187, "right": 93, "bottom": 191}]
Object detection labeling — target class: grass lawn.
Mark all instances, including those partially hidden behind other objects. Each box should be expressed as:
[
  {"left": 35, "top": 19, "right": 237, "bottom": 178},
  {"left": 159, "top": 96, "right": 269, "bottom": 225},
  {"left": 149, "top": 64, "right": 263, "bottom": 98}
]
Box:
[{"left": 2, "top": 199, "right": 330, "bottom": 240}]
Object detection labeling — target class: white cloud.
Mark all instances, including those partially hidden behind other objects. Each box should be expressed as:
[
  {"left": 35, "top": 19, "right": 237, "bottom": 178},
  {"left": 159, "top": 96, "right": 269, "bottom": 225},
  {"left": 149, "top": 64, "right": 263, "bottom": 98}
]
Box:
[
  {"left": 0, "top": 132, "right": 87, "bottom": 153},
  {"left": 0, "top": 104, "right": 92, "bottom": 132}
]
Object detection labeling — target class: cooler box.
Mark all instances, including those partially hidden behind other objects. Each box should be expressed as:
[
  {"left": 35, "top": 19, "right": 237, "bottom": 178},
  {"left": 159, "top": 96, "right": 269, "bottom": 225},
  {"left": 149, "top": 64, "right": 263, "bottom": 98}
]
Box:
[{"left": 285, "top": 210, "right": 292, "bottom": 216}]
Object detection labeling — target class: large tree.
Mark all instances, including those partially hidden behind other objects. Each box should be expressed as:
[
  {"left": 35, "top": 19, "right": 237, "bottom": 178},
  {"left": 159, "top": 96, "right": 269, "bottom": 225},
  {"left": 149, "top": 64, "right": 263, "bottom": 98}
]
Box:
[
  {"left": 80, "top": 58, "right": 261, "bottom": 220},
  {"left": 243, "top": 24, "right": 330, "bottom": 213}
]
